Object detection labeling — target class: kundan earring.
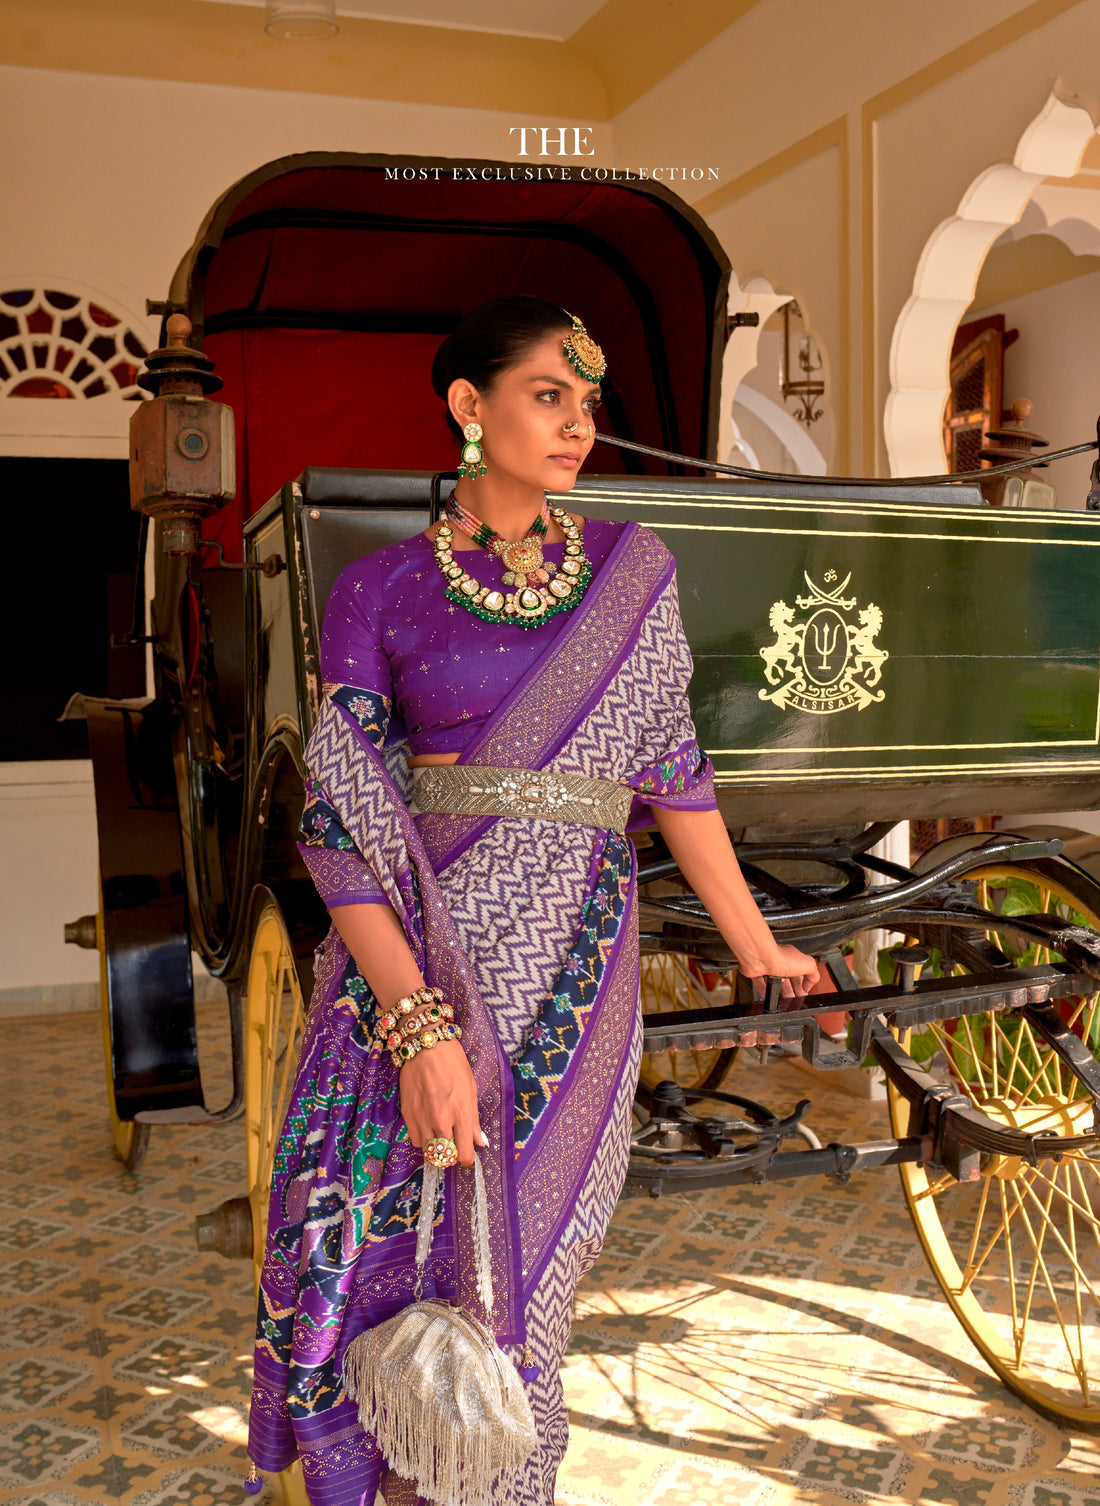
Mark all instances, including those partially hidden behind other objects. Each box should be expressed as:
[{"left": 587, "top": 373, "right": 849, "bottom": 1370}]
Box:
[{"left": 459, "top": 422, "right": 487, "bottom": 479}]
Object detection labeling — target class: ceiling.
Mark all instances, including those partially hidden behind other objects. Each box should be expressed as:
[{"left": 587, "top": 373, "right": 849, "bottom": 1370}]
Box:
[
  {"left": 197, "top": 0, "right": 608, "bottom": 42},
  {"left": 0, "top": 0, "right": 758, "bottom": 122}
]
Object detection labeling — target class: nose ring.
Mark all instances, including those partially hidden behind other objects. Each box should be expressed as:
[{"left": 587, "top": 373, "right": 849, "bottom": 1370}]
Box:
[{"left": 562, "top": 420, "right": 579, "bottom": 436}]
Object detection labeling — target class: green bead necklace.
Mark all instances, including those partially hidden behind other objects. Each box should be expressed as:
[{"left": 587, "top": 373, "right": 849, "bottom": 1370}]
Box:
[{"left": 433, "top": 500, "right": 592, "bottom": 629}]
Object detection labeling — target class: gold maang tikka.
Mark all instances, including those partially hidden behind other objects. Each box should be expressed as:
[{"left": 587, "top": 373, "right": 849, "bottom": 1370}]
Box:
[{"left": 562, "top": 313, "right": 607, "bottom": 384}]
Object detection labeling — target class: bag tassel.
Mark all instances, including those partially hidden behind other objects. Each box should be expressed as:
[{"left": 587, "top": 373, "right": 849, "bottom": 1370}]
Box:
[
  {"left": 342, "top": 1157, "right": 537, "bottom": 1506},
  {"left": 518, "top": 1343, "right": 540, "bottom": 1383}
]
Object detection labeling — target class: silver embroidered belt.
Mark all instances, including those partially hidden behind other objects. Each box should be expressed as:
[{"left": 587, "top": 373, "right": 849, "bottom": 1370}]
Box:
[{"left": 410, "top": 764, "right": 634, "bottom": 835}]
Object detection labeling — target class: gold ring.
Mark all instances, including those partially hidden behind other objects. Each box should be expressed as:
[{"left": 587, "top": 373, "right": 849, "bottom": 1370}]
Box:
[{"left": 424, "top": 1136, "right": 459, "bottom": 1169}]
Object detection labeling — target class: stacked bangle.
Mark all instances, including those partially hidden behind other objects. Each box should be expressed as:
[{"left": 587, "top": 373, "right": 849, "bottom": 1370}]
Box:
[{"left": 377, "top": 987, "right": 462, "bottom": 1068}]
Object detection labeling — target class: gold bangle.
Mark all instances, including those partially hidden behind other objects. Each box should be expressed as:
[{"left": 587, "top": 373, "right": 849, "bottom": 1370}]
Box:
[
  {"left": 377, "top": 988, "right": 444, "bottom": 1041},
  {"left": 390, "top": 1020, "right": 462, "bottom": 1070},
  {"left": 400, "top": 1002, "right": 455, "bottom": 1039}
]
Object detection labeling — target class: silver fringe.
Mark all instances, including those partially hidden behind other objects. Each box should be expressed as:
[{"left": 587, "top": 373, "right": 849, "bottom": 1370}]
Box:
[{"left": 342, "top": 1155, "right": 537, "bottom": 1506}]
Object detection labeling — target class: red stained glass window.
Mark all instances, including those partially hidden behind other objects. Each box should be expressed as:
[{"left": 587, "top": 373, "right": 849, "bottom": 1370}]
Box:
[
  {"left": 10, "top": 377, "right": 74, "bottom": 398},
  {"left": 1, "top": 288, "right": 148, "bottom": 400}
]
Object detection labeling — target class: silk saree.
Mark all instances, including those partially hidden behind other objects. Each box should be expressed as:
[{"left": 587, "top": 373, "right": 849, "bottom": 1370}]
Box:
[{"left": 248, "top": 520, "right": 716, "bottom": 1505}]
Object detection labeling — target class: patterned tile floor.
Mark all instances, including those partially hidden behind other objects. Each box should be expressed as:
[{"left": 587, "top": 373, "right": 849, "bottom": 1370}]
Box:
[{"left": 2, "top": 1006, "right": 1098, "bottom": 1506}]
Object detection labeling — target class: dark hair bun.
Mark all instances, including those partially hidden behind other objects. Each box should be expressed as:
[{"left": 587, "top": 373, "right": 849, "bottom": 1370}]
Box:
[{"left": 432, "top": 296, "right": 574, "bottom": 440}]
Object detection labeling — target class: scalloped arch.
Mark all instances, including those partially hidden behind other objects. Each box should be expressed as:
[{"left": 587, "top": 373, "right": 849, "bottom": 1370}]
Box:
[
  {"left": 719, "top": 273, "right": 828, "bottom": 474},
  {"left": 884, "top": 94, "right": 1099, "bottom": 477}
]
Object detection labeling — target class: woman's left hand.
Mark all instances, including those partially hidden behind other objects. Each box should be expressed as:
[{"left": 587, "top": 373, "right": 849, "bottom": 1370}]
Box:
[{"left": 738, "top": 943, "right": 820, "bottom": 1001}]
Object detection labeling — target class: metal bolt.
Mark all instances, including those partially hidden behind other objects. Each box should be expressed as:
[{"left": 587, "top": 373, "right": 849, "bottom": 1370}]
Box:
[
  {"left": 63, "top": 914, "right": 99, "bottom": 949},
  {"left": 309, "top": 508, "right": 321, "bottom": 520},
  {"left": 891, "top": 944, "right": 930, "bottom": 992}
]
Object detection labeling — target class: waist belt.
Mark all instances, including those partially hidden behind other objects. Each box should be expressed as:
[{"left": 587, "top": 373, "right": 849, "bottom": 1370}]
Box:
[{"left": 410, "top": 764, "right": 634, "bottom": 835}]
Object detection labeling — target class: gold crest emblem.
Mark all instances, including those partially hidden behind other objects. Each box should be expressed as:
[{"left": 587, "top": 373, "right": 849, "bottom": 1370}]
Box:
[{"left": 759, "top": 570, "right": 888, "bottom": 714}]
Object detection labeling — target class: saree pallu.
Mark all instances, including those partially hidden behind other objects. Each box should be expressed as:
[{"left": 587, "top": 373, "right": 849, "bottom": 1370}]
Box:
[{"left": 249, "top": 522, "right": 716, "bottom": 1505}]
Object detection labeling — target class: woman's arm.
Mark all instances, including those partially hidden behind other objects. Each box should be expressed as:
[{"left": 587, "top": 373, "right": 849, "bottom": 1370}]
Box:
[
  {"left": 651, "top": 806, "right": 819, "bottom": 995},
  {"left": 328, "top": 902, "right": 487, "bottom": 1165}
]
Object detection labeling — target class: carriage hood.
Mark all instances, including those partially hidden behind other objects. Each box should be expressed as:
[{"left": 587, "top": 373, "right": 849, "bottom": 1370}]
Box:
[{"left": 164, "top": 152, "right": 731, "bottom": 557}]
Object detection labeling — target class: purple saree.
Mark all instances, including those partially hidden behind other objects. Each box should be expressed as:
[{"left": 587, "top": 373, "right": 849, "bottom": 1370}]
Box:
[{"left": 248, "top": 520, "right": 716, "bottom": 1505}]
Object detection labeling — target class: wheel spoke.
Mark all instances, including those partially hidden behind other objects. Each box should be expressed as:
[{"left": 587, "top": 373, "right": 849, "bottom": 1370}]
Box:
[
  {"left": 640, "top": 951, "right": 734, "bottom": 1092},
  {"left": 960, "top": 1179, "right": 1027, "bottom": 1293},
  {"left": 927, "top": 1022, "right": 983, "bottom": 1104},
  {"left": 1065, "top": 1162, "right": 1091, "bottom": 1406},
  {"left": 958, "top": 1014, "right": 989, "bottom": 1096},
  {"left": 1013, "top": 1018, "right": 1061, "bottom": 1103},
  {"left": 892, "top": 862, "right": 1100, "bottom": 1424},
  {"left": 1071, "top": 996, "right": 1100, "bottom": 1101},
  {"left": 1070, "top": 1158, "right": 1100, "bottom": 1260},
  {"left": 914, "top": 1171, "right": 957, "bottom": 1203},
  {"left": 1015, "top": 1169, "right": 1056, "bottom": 1363},
  {"left": 1028, "top": 1160, "right": 1100, "bottom": 1229},
  {"left": 1015, "top": 1170, "right": 1100, "bottom": 1305},
  {"left": 1011, "top": 1180, "right": 1092, "bottom": 1401}
]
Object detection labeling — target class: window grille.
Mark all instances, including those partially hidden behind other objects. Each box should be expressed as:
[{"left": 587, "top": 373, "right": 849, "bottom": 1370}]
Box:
[{"left": 0, "top": 288, "right": 147, "bottom": 401}]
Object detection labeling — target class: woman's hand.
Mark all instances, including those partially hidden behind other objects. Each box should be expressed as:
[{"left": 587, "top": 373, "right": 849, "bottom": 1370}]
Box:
[
  {"left": 651, "top": 809, "right": 822, "bottom": 1005},
  {"left": 399, "top": 1041, "right": 488, "bottom": 1167},
  {"left": 737, "top": 942, "right": 821, "bottom": 1001}
]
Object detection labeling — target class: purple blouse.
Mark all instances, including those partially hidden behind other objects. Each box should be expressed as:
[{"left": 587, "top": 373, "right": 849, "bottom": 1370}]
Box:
[{"left": 319, "top": 519, "right": 626, "bottom": 757}]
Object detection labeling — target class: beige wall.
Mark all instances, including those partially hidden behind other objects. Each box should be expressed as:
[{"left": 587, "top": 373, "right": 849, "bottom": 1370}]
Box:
[{"left": 613, "top": 0, "right": 1100, "bottom": 475}]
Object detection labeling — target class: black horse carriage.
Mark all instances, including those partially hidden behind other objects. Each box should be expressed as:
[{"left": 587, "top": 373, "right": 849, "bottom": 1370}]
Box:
[{"left": 68, "top": 155, "right": 1100, "bottom": 1470}]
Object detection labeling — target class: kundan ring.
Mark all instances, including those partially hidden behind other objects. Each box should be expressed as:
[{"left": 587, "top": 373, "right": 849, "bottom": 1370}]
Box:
[{"left": 424, "top": 1136, "right": 460, "bottom": 1170}]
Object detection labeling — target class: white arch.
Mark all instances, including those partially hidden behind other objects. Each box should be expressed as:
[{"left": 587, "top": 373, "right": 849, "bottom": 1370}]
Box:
[
  {"left": 731, "top": 383, "right": 827, "bottom": 476},
  {"left": 717, "top": 273, "right": 795, "bottom": 466},
  {"left": 884, "top": 93, "right": 1099, "bottom": 477},
  {"left": 1003, "top": 187, "right": 1100, "bottom": 259}
]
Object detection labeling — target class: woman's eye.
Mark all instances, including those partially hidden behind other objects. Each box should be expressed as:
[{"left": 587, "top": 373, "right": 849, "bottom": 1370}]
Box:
[
  {"left": 536, "top": 390, "right": 560, "bottom": 403},
  {"left": 583, "top": 397, "right": 603, "bottom": 413}
]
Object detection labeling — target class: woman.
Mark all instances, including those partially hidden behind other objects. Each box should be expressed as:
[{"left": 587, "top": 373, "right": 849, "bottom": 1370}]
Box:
[{"left": 247, "top": 297, "right": 818, "bottom": 1505}]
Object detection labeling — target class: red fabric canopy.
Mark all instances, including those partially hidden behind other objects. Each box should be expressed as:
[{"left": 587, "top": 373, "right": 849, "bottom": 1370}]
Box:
[{"left": 170, "top": 156, "right": 729, "bottom": 557}]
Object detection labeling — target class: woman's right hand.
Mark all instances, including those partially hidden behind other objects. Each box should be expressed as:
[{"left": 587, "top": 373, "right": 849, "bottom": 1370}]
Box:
[{"left": 399, "top": 1040, "right": 487, "bottom": 1167}]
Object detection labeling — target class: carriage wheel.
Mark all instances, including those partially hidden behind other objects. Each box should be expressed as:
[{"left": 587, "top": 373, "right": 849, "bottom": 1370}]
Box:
[
  {"left": 244, "top": 901, "right": 311, "bottom": 1506},
  {"left": 887, "top": 857, "right": 1100, "bottom": 1429},
  {"left": 638, "top": 951, "right": 737, "bottom": 1093},
  {"left": 96, "top": 894, "right": 150, "bottom": 1172}
]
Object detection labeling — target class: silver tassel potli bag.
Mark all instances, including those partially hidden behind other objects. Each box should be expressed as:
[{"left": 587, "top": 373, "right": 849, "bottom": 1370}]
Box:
[{"left": 341, "top": 1156, "right": 538, "bottom": 1506}]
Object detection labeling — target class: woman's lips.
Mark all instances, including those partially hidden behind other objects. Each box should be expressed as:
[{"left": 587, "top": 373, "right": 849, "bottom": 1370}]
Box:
[{"left": 548, "top": 453, "right": 581, "bottom": 466}]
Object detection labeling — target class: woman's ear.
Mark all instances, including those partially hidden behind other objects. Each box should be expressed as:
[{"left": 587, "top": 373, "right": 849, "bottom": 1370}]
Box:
[{"left": 447, "top": 378, "right": 480, "bottom": 434}]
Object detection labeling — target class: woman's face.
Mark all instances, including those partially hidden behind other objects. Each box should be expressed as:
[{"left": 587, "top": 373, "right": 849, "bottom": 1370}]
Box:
[{"left": 448, "top": 329, "right": 602, "bottom": 492}]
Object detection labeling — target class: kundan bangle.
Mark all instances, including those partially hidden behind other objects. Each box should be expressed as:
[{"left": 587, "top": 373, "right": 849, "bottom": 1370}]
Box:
[
  {"left": 401, "top": 1002, "right": 455, "bottom": 1038},
  {"left": 391, "top": 1020, "right": 462, "bottom": 1069},
  {"left": 377, "top": 988, "right": 443, "bottom": 1041}
]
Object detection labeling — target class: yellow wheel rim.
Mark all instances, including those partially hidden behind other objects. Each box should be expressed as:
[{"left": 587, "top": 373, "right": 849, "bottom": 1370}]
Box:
[
  {"left": 639, "top": 951, "right": 738, "bottom": 1091},
  {"left": 888, "top": 859, "right": 1100, "bottom": 1429},
  {"left": 245, "top": 902, "right": 311, "bottom": 1506}
]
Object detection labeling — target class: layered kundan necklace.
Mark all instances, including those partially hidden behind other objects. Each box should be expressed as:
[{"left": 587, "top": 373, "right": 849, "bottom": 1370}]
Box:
[{"left": 433, "top": 492, "right": 592, "bottom": 627}]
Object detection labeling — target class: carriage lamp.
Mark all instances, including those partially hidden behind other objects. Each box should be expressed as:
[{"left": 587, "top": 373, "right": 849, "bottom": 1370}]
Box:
[
  {"left": 264, "top": 0, "right": 338, "bottom": 38},
  {"left": 129, "top": 313, "right": 236, "bottom": 556},
  {"left": 977, "top": 398, "right": 1056, "bottom": 509},
  {"left": 780, "top": 300, "right": 824, "bottom": 428}
]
